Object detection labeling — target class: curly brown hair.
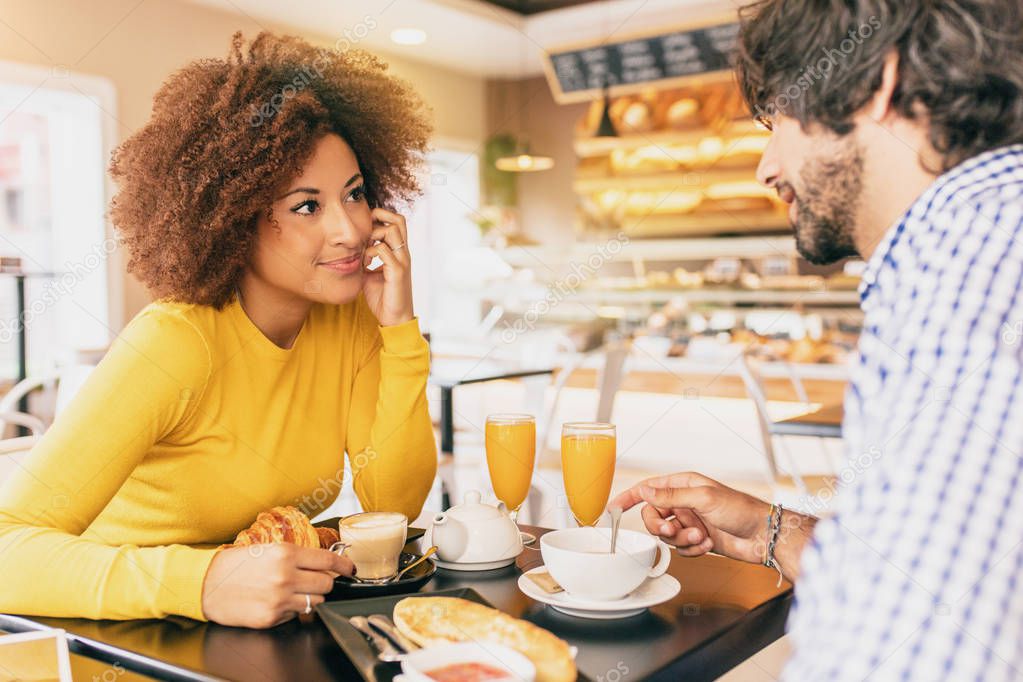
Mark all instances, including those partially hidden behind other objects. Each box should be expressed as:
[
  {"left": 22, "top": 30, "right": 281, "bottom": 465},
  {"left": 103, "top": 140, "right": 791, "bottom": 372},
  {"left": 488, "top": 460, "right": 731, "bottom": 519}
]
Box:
[{"left": 109, "top": 31, "right": 433, "bottom": 308}]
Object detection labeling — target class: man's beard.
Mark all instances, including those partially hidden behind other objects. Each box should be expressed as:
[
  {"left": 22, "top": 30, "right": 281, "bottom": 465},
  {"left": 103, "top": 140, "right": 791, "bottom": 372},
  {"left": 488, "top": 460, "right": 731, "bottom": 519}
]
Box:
[{"left": 787, "top": 138, "right": 863, "bottom": 265}]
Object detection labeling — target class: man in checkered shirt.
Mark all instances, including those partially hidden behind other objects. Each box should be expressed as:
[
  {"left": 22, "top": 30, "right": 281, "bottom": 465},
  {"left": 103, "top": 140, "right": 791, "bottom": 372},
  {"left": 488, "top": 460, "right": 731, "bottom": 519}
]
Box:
[{"left": 613, "top": 1, "right": 1023, "bottom": 679}]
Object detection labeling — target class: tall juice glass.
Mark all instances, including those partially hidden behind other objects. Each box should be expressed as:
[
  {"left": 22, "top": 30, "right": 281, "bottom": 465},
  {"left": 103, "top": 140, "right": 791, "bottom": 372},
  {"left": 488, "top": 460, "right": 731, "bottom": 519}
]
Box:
[
  {"left": 485, "top": 414, "right": 536, "bottom": 543},
  {"left": 561, "top": 422, "right": 616, "bottom": 527}
]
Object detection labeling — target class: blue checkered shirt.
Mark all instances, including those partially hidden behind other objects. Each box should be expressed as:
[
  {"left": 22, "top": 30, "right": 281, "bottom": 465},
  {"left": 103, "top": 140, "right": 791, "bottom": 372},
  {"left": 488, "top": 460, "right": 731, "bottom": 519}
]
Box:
[{"left": 784, "top": 145, "right": 1023, "bottom": 680}]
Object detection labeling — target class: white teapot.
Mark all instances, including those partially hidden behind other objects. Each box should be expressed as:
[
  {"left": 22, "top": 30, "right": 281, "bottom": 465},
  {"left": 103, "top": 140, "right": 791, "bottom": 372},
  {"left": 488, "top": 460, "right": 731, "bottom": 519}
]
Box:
[{"left": 428, "top": 490, "right": 523, "bottom": 567}]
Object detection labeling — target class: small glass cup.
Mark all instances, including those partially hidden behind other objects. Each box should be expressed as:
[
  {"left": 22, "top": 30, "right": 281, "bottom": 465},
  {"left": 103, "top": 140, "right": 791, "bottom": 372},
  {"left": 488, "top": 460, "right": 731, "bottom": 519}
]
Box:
[{"left": 329, "top": 511, "right": 408, "bottom": 583}]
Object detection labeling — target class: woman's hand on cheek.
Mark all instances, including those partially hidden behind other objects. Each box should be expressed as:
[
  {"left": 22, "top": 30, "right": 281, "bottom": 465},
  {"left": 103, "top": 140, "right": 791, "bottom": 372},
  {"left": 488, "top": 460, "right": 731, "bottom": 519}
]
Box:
[{"left": 362, "top": 207, "right": 414, "bottom": 327}]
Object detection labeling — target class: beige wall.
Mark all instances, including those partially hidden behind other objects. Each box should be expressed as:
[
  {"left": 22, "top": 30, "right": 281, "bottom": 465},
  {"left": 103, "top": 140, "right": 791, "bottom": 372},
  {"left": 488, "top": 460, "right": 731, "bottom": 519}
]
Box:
[
  {"left": 0, "top": 0, "right": 487, "bottom": 327},
  {"left": 486, "top": 76, "right": 587, "bottom": 248}
]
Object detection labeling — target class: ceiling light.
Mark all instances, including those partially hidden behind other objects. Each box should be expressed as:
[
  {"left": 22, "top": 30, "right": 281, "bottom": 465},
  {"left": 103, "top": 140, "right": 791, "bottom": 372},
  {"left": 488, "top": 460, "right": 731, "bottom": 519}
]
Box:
[
  {"left": 495, "top": 152, "right": 555, "bottom": 172},
  {"left": 390, "top": 28, "right": 426, "bottom": 45}
]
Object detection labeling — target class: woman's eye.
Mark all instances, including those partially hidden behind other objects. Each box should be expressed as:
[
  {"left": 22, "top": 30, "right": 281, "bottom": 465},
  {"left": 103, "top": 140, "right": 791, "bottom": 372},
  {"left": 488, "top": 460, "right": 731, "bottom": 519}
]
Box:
[
  {"left": 292, "top": 199, "right": 319, "bottom": 215},
  {"left": 346, "top": 185, "right": 367, "bottom": 203}
]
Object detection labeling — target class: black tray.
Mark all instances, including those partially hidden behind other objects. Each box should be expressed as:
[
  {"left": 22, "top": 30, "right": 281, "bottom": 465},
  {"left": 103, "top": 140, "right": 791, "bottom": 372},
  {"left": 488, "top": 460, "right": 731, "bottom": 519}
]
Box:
[{"left": 316, "top": 588, "right": 492, "bottom": 682}]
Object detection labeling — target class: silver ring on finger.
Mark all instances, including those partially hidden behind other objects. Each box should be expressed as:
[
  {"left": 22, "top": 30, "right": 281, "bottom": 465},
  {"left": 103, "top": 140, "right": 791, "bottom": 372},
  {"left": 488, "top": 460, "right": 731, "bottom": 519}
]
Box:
[
  {"left": 304, "top": 593, "right": 312, "bottom": 615},
  {"left": 392, "top": 241, "right": 406, "bottom": 253}
]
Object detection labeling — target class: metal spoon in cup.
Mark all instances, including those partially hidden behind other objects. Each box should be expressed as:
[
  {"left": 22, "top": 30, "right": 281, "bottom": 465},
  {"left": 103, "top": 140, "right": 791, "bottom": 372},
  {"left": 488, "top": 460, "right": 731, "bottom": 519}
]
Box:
[
  {"left": 386, "top": 545, "right": 438, "bottom": 583},
  {"left": 609, "top": 505, "right": 623, "bottom": 554}
]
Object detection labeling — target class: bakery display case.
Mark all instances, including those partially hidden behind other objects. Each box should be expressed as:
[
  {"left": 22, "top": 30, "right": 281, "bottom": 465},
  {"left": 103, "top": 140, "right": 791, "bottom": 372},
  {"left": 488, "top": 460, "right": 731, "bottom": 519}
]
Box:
[
  {"left": 487, "top": 235, "right": 861, "bottom": 379},
  {"left": 573, "top": 82, "right": 786, "bottom": 239},
  {"left": 482, "top": 79, "right": 861, "bottom": 378}
]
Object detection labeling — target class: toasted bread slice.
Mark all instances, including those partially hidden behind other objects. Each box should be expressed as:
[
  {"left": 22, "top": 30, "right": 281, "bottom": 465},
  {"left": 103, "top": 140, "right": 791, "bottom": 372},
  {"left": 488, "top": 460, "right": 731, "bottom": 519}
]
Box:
[{"left": 393, "top": 596, "right": 576, "bottom": 682}]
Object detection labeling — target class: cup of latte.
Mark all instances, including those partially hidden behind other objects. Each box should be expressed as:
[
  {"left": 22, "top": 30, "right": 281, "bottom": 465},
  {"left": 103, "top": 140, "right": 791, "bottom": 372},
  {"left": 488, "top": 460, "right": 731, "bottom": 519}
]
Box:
[{"left": 330, "top": 511, "right": 408, "bottom": 583}]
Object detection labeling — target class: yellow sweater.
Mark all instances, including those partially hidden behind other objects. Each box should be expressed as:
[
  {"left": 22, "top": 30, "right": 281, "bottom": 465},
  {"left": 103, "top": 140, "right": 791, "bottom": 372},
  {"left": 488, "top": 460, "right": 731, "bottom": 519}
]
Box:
[{"left": 0, "top": 295, "right": 437, "bottom": 621}]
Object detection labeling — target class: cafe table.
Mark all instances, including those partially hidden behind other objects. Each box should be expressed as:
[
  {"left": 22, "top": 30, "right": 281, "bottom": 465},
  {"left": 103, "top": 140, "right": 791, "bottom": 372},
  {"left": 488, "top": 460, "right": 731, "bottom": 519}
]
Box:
[
  {"left": 0, "top": 525, "right": 792, "bottom": 682},
  {"left": 773, "top": 402, "right": 844, "bottom": 439}
]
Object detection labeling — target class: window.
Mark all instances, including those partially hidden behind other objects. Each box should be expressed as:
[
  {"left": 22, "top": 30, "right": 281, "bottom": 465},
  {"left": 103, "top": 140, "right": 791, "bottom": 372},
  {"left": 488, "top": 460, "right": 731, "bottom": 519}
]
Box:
[
  {"left": 0, "top": 62, "right": 116, "bottom": 380},
  {"left": 408, "top": 145, "right": 482, "bottom": 335}
]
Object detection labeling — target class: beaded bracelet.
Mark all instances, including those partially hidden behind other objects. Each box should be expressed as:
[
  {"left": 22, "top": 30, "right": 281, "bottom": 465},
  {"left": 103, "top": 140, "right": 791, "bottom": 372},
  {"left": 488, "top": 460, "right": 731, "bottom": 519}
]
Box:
[{"left": 763, "top": 503, "right": 784, "bottom": 587}]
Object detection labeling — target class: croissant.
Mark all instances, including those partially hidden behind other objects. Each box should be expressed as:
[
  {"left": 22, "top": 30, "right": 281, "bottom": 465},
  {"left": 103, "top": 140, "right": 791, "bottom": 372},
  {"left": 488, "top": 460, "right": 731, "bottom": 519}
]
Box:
[
  {"left": 316, "top": 526, "right": 341, "bottom": 548},
  {"left": 225, "top": 506, "right": 337, "bottom": 549}
]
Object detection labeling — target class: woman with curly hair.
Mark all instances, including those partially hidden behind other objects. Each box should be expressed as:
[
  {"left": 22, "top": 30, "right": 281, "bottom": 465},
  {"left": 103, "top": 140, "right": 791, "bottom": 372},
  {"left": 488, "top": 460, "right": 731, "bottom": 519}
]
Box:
[{"left": 0, "top": 31, "right": 438, "bottom": 628}]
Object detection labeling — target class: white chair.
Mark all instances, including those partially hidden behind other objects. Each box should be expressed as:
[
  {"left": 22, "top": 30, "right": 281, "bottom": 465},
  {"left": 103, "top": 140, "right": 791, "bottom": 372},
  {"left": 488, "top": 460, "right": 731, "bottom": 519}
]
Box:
[
  {"left": 536, "top": 337, "right": 631, "bottom": 456},
  {"left": 525, "top": 338, "right": 632, "bottom": 528},
  {"left": 0, "top": 364, "right": 97, "bottom": 483},
  {"left": 0, "top": 411, "right": 45, "bottom": 437},
  {"left": 737, "top": 353, "right": 839, "bottom": 515},
  {"left": 0, "top": 434, "right": 41, "bottom": 488},
  {"left": 0, "top": 363, "right": 96, "bottom": 437},
  {"left": 435, "top": 337, "right": 631, "bottom": 528}
]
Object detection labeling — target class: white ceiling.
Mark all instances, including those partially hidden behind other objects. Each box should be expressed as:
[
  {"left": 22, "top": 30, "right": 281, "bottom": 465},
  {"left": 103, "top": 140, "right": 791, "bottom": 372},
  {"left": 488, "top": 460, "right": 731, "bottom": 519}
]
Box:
[{"left": 183, "top": 0, "right": 742, "bottom": 78}]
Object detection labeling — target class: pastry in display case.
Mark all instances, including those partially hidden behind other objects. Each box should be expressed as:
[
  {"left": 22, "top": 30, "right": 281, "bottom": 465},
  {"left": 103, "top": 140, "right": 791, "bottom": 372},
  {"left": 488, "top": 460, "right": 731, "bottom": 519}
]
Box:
[{"left": 573, "top": 81, "right": 786, "bottom": 239}]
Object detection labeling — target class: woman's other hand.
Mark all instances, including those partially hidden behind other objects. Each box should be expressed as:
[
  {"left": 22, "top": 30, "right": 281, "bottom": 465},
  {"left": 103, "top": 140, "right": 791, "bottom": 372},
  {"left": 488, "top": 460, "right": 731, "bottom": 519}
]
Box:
[{"left": 201, "top": 544, "right": 354, "bottom": 628}]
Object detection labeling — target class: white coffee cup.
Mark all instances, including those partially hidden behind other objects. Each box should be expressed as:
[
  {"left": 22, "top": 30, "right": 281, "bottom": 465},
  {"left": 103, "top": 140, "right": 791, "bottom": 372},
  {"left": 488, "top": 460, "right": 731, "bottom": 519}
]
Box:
[{"left": 540, "top": 527, "right": 672, "bottom": 601}]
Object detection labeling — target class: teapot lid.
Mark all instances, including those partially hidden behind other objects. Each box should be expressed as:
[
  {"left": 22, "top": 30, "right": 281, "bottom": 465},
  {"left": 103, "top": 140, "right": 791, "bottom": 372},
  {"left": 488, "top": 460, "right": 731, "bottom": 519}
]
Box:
[{"left": 446, "top": 490, "right": 507, "bottom": 522}]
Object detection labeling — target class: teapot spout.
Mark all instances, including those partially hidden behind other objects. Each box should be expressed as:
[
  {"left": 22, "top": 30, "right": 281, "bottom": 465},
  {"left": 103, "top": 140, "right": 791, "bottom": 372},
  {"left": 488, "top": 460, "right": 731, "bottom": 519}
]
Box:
[{"left": 433, "top": 512, "right": 448, "bottom": 526}]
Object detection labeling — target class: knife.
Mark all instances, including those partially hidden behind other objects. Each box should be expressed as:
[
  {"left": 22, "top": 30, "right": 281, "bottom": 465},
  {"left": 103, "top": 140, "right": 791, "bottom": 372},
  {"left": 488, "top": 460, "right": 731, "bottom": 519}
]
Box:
[
  {"left": 368, "top": 614, "right": 420, "bottom": 654},
  {"left": 349, "top": 616, "right": 404, "bottom": 662}
]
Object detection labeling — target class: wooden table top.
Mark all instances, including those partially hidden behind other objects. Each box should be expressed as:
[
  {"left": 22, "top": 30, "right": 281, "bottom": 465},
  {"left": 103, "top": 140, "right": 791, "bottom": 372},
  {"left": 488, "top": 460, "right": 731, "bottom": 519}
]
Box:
[{"left": 780, "top": 402, "right": 844, "bottom": 427}]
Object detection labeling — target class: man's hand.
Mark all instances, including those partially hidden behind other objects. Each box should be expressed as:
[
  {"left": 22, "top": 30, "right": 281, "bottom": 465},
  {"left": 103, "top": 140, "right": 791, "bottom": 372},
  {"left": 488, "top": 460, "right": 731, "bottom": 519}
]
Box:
[
  {"left": 611, "top": 472, "right": 771, "bottom": 564},
  {"left": 611, "top": 471, "right": 817, "bottom": 582}
]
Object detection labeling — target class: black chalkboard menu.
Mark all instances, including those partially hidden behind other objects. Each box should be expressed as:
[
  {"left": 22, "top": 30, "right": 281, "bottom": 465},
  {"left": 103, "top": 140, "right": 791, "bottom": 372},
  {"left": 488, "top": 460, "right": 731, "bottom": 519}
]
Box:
[{"left": 544, "top": 21, "right": 740, "bottom": 103}]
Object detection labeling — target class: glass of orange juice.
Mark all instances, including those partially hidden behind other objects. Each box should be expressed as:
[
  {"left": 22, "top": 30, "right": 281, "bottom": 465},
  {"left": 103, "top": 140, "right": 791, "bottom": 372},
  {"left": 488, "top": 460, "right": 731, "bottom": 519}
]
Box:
[
  {"left": 485, "top": 413, "right": 537, "bottom": 544},
  {"left": 561, "top": 422, "right": 616, "bottom": 527}
]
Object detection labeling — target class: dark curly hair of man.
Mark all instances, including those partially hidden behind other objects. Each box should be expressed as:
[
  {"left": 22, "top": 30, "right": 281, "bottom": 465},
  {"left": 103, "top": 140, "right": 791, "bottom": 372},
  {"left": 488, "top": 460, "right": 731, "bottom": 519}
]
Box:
[
  {"left": 109, "top": 31, "right": 433, "bottom": 308},
  {"left": 736, "top": 0, "right": 1023, "bottom": 172}
]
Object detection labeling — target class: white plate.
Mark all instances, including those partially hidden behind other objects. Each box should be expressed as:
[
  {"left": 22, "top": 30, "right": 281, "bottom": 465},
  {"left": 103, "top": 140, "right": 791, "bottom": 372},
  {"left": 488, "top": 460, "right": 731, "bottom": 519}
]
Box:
[
  {"left": 517, "top": 567, "right": 681, "bottom": 619},
  {"left": 433, "top": 556, "right": 517, "bottom": 571}
]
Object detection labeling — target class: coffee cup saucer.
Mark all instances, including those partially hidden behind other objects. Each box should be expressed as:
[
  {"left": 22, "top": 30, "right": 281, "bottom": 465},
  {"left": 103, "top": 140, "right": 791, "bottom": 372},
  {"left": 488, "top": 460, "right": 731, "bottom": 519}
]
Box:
[
  {"left": 517, "top": 566, "right": 680, "bottom": 619},
  {"left": 327, "top": 552, "right": 436, "bottom": 600},
  {"left": 433, "top": 556, "right": 517, "bottom": 572}
]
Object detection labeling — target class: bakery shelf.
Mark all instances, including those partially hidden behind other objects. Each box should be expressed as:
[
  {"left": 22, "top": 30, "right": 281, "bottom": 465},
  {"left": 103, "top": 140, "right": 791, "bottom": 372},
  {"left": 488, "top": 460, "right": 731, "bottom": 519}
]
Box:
[
  {"left": 495, "top": 236, "right": 799, "bottom": 268},
  {"left": 572, "top": 288, "right": 859, "bottom": 306},
  {"left": 573, "top": 120, "right": 764, "bottom": 158},
  {"left": 481, "top": 282, "right": 860, "bottom": 307},
  {"left": 573, "top": 168, "right": 768, "bottom": 194},
  {"left": 621, "top": 211, "right": 788, "bottom": 237},
  {"left": 618, "top": 236, "right": 797, "bottom": 260}
]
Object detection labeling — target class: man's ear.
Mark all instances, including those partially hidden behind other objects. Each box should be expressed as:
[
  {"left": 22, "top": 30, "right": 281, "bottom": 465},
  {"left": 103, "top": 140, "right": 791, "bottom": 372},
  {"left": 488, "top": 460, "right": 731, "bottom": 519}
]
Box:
[{"left": 866, "top": 50, "right": 900, "bottom": 124}]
